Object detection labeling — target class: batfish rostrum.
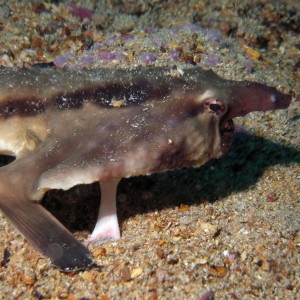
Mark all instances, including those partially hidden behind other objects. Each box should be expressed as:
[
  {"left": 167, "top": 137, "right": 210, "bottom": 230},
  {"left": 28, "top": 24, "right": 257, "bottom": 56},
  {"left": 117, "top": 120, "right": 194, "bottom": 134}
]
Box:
[{"left": 0, "top": 66, "right": 291, "bottom": 271}]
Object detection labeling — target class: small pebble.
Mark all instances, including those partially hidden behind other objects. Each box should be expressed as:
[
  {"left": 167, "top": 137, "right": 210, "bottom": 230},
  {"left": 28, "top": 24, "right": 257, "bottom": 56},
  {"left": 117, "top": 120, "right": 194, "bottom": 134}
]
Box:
[
  {"left": 156, "top": 268, "right": 169, "bottom": 283},
  {"left": 156, "top": 247, "right": 165, "bottom": 259},
  {"left": 131, "top": 267, "right": 143, "bottom": 279},
  {"left": 93, "top": 247, "right": 106, "bottom": 257},
  {"left": 166, "top": 254, "right": 179, "bottom": 264},
  {"left": 20, "top": 268, "right": 36, "bottom": 285},
  {"left": 199, "top": 222, "right": 218, "bottom": 238},
  {"left": 199, "top": 290, "right": 214, "bottom": 300},
  {"left": 120, "top": 266, "right": 131, "bottom": 281}
]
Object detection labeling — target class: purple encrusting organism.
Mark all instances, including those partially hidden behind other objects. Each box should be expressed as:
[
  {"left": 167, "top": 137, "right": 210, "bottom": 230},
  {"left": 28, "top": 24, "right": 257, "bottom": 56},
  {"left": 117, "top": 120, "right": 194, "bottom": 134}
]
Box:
[
  {"left": 114, "top": 51, "right": 126, "bottom": 61},
  {"left": 204, "top": 53, "right": 221, "bottom": 66},
  {"left": 98, "top": 51, "right": 116, "bottom": 61},
  {"left": 53, "top": 53, "right": 74, "bottom": 68},
  {"left": 170, "top": 27, "right": 180, "bottom": 35},
  {"left": 51, "top": 26, "right": 254, "bottom": 74},
  {"left": 205, "top": 30, "right": 223, "bottom": 43},
  {"left": 169, "top": 50, "right": 180, "bottom": 61},
  {"left": 243, "top": 60, "right": 254, "bottom": 74},
  {"left": 122, "top": 34, "right": 135, "bottom": 43},
  {"left": 141, "top": 52, "right": 157, "bottom": 63},
  {"left": 180, "top": 23, "right": 202, "bottom": 33},
  {"left": 91, "top": 42, "right": 105, "bottom": 51},
  {"left": 54, "top": 56, "right": 69, "bottom": 68},
  {"left": 97, "top": 51, "right": 125, "bottom": 62},
  {"left": 78, "top": 56, "right": 94, "bottom": 66},
  {"left": 66, "top": 3, "right": 93, "bottom": 20},
  {"left": 152, "top": 37, "right": 165, "bottom": 48},
  {"left": 105, "top": 36, "right": 118, "bottom": 45},
  {"left": 144, "top": 26, "right": 155, "bottom": 34}
]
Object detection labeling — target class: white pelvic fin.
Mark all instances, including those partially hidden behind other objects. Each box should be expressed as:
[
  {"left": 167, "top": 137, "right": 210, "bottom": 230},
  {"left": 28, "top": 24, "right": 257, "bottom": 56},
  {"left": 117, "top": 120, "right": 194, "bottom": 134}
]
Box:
[{"left": 89, "top": 178, "right": 121, "bottom": 242}]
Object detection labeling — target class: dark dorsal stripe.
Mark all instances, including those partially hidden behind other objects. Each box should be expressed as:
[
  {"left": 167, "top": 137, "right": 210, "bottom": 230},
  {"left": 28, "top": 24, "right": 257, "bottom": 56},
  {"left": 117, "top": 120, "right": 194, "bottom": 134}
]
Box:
[
  {"left": 52, "top": 79, "right": 173, "bottom": 111},
  {"left": 0, "top": 68, "right": 190, "bottom": 119}
]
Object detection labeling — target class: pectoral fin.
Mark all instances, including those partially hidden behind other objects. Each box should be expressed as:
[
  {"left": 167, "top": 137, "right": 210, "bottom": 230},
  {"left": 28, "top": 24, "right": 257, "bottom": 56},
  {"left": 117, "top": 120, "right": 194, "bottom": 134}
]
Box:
[{"left": 0, "top": 181, "right": 93, "bottom": 272}]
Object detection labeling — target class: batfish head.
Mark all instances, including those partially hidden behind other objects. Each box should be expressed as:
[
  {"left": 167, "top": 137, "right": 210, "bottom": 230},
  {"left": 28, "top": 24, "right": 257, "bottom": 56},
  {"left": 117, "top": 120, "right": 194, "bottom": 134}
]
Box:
[{"left": 184, "top": 80, "right": 291, "bottom": 157}]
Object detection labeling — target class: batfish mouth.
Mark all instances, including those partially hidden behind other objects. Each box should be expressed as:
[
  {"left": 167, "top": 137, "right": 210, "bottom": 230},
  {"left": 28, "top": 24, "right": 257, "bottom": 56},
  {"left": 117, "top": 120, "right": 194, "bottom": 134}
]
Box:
[{"left": 220, "top": 118, "right": 235, "bottom": 154}]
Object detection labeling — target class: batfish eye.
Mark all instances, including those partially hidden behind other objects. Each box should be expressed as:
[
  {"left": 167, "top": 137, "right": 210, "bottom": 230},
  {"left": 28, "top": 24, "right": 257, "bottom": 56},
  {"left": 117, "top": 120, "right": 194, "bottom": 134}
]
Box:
[
  {"left": 210, "top": 103, "right": 222, "bottom": 112},
  {"left": 204, "top": 99, "right": 226, "bottom": 115}
]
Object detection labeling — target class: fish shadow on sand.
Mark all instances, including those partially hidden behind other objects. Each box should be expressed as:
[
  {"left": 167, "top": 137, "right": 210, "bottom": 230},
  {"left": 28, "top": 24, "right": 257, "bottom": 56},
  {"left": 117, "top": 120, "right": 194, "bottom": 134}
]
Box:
[{"left": 37, "top": 132, "right": 300, "bottom": 233}]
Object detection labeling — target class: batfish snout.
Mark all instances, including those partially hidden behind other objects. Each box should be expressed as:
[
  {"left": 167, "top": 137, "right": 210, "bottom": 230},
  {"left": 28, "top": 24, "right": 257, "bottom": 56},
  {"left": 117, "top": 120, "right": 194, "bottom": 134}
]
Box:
[{"left": 226, "top": 82, "right": 291, "bottom": 120}]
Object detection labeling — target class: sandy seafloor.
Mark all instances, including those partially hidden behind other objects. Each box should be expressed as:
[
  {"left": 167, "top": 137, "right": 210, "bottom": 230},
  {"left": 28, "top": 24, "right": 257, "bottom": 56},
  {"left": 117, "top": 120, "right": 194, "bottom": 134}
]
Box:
[{"left": 0, "top": 0, "right": 299, "bottom": 299}]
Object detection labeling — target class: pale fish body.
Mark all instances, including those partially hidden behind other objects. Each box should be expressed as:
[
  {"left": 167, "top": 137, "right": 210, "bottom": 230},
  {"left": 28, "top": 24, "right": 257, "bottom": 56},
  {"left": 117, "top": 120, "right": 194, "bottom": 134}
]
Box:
[{"left": 0, "top": 66, "right": 291, "bottom": 271}]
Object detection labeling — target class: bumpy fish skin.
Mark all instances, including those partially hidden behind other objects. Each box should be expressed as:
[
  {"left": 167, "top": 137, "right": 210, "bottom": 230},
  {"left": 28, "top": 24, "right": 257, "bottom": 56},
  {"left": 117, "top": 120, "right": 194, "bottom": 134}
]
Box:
[{"left": 0, "top": 66, "right": 291, "bottom": 271}]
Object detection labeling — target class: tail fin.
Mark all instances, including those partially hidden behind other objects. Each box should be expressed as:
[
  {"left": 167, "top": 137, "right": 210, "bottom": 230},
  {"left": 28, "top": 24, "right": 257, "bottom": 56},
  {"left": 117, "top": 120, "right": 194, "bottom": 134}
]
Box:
[{"left": 0, "top": 194, "right": 94, "bottom": 272}]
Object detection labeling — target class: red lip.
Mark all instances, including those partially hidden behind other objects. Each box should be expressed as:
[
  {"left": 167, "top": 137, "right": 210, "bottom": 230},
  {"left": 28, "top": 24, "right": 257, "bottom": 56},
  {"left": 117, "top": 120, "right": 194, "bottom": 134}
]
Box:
[{"left": 220, "top": 119, "right": 235, "bottom": 155}]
